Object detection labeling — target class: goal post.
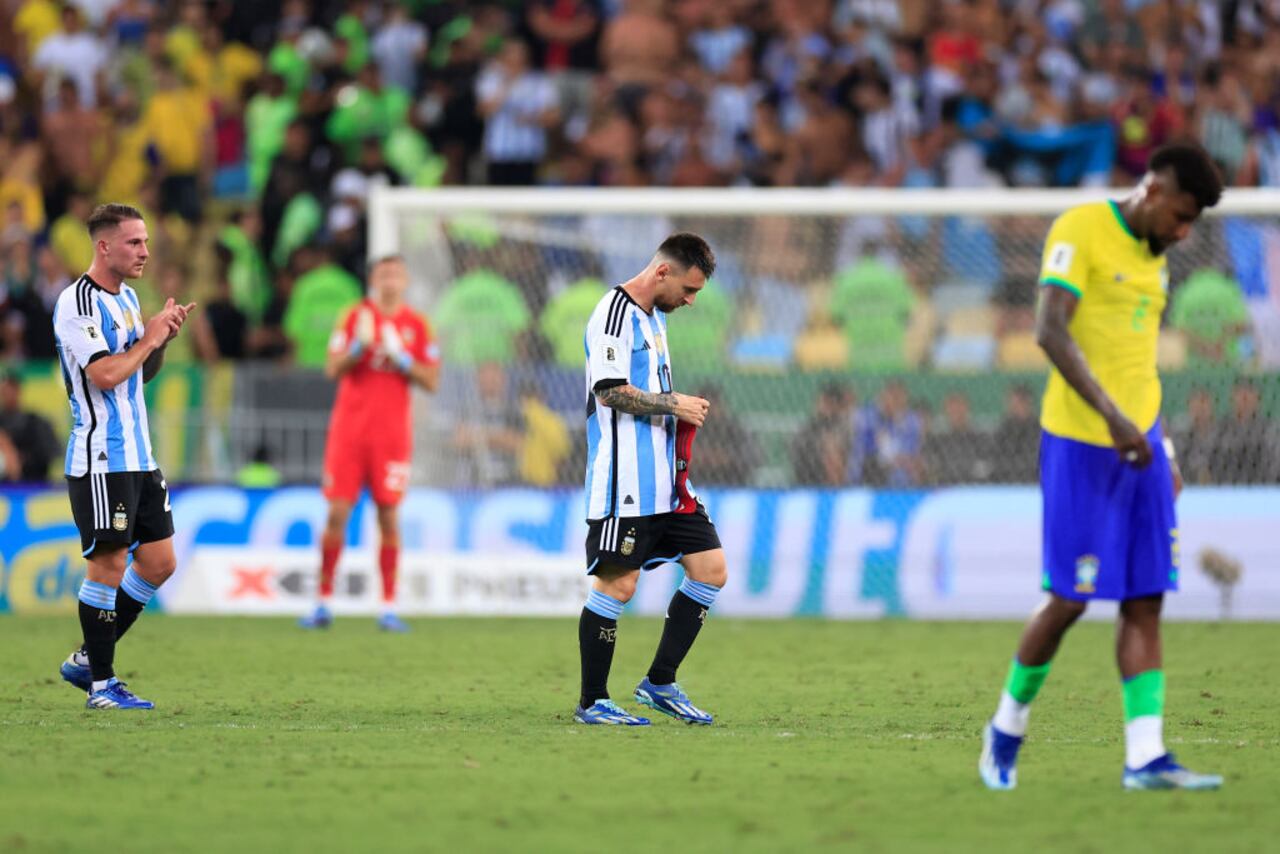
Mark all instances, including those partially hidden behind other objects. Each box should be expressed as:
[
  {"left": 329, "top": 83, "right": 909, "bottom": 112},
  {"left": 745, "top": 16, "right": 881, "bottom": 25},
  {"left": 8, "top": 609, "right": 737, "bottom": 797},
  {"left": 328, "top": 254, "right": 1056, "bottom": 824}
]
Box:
[{"left": 368, "top": 186, "right": 1280, "bottom": 491}]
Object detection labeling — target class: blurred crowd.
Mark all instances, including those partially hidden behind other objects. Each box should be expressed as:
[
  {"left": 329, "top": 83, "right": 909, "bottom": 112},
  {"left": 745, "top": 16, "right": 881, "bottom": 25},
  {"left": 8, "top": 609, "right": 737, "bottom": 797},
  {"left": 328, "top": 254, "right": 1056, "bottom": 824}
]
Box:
[
  {"left": 0, "top": 0, "right": 1276, "bottom": 486},
  {"left": 1, "top": 0, "right": 1278, "bottom": 366}
]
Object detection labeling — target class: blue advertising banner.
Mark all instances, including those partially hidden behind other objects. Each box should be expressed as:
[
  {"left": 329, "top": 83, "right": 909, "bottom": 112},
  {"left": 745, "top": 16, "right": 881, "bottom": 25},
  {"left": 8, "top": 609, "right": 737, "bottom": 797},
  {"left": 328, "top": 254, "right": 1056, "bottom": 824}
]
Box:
[{"left": 2, "top": 486, "right": 1278, "bottom": 619}]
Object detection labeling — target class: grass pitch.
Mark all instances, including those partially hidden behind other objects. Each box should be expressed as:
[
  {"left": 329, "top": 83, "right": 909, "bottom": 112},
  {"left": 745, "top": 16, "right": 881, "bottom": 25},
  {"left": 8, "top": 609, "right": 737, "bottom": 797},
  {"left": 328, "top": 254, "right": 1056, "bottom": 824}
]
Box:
[{"left": 1, "top": 616, "right": 1276, "bottom": 853}]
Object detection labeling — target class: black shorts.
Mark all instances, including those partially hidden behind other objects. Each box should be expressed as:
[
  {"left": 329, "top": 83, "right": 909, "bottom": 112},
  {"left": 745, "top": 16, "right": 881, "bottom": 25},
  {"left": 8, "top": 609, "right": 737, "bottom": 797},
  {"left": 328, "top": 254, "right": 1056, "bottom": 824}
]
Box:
[
  {"left": 585, "top": 504, "right": 721, "bottom": 574},
  {"left": 67, "top": 470, "right": 175, "bottom": 556}
]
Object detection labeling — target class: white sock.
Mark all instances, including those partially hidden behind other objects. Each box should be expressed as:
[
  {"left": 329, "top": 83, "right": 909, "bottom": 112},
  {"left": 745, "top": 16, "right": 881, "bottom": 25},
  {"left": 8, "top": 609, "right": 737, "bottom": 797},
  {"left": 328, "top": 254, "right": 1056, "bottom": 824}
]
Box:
[
  {"left": 91, "top": 679, "right": 111, "bottom": 692},
  {"left": 73, "top": 650, "right": 90, "bottom": 667},
  {"left": 1125, "top": 715, "right": 1166, "bottom": 769},
  {"left": 993, "top": 691, "right": 1031, "bottom": 737}
]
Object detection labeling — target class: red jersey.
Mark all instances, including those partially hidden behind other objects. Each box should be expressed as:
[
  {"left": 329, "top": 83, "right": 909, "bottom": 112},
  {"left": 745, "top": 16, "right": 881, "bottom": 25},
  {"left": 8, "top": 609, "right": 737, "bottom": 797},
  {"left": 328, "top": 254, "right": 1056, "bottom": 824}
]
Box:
[{"left": 327, "top": 299, "right": 439, "bottom": 441}]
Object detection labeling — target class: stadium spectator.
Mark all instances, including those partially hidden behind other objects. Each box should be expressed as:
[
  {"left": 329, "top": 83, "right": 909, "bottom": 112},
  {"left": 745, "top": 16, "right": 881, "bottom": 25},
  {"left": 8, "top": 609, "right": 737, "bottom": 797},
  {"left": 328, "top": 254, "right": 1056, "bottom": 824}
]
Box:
[
  {"left": 434, "top": 267, "right": 531, "bottom": 366},
  {"left": 39, "top": 79, "right": 105, "bottom": 205},
  {"left": 47, "top": 191, "right": 94, "bottom": 276},
  {"left": 195, "top": 247, "right": 248, "bottom": 362},
  {"left": 1173, "top": 387, "right": 1219, "bottom": 486},
  {"left": 852, "top": 379, "right": 922, "bottom": 487},
  {"left": 829, "top": 256, "right": 915, "bottom": 371},
  {"left": 923, "top": 391, "right": 993, "bottom": 485},
  {"left": 792, "top": 382, "right": 854, "bottom": 487},
  {"left": 540, "top": 276, "right": 608, "bottom": 368},
  {"left": 992, "top": 383, "right": 1040, "bottom": 483},
  {"left": 600, "top": 0, "right": 679, "bottom": 91},
  {"left": 283, "top": 247, "right": 362, "bottom": 368},
  {"left": 0, "top": 369, "right": 59, "bottom": 482},
  {"left": 145, "top": 58, "right": 211, "bottom": 224},
  {"left": 1170, "top": 268, "right": 1252, "bottom": 367},
  {"left": 371, "top": 4, "right": 429, "bottom": 93},
  {"left": 0, "top": 427, "right": 19, "bottom": 482},
  {"left": 517, "top": 380, "right": 572, "bottom": 487},
  {"left": 28, "top": 5, "right": 107, "bottom": 109},
  {"left": 692, "top": 384, "right": 759, "bottom": 487},
  {"left": 452, "top": 362, "right": 523, "bottom": 487},
  {"left": 1213, "top": 379, "right": 1280, "bottom": 484},
  {"left": 218, "top": 209, "right": 271, "bottom": 325},
  {"left": 476, "top": 38, "right": 559, "bottom": 186}
]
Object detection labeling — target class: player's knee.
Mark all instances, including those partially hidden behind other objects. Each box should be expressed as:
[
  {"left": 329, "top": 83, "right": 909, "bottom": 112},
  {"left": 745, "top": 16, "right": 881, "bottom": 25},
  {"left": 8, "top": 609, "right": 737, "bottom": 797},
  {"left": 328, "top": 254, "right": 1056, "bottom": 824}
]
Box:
[
  {"left": 598, "top": 573, "right": 638, "bottom": 604},
  {"left": 1049, "top": 595, "right": 1088, "bottom": 623},
  {"left": 139, "top": 553, "right": 178, "bottom": 584},
  {"left": 695, "top": 557, "right": 728, "bottom": 589}
]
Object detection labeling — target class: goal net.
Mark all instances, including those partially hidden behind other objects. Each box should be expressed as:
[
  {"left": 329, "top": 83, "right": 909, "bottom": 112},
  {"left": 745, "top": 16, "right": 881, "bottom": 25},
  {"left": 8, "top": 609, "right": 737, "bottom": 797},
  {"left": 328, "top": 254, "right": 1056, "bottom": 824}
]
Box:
[{"left": 362, "top": 187, "right": 1280, "bottom": 492}]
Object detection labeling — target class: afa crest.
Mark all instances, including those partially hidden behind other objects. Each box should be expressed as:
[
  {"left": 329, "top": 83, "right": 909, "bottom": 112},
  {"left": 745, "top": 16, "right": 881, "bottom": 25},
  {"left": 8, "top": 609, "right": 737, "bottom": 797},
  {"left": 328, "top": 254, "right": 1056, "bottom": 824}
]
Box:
[
  {"left": 1074, "top": 554, "right": 1099, "bottom": 594},
  {"left": 112, "top": 504, "right": 129, "bottom": 532},
  {"left": 620, "top": 528, "right": 637, "bottom": 556}
]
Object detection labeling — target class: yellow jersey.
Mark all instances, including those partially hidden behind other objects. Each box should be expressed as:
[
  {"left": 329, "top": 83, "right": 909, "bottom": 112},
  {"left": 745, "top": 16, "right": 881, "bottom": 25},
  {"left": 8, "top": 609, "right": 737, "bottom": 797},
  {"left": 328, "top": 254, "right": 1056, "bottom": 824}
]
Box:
[{"left": 1039, "top": 201, "right": 1168, "bottom": 446}]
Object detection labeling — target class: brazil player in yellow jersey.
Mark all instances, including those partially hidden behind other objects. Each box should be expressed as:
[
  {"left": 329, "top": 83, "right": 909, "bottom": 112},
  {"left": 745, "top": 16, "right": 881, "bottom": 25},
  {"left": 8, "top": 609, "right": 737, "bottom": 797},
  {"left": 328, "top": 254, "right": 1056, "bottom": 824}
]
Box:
[{"left": 979, "top": 144, "right": 1225, "bottom": 791}]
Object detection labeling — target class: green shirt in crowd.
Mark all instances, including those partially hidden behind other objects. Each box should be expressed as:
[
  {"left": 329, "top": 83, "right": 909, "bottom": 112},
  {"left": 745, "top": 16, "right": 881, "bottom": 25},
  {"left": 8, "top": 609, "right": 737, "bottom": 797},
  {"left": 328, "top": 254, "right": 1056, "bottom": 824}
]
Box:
[
  {"left": 284, "top": 263, "right": 362, "bottom": 368},
  {"left": 540, "top": 277, "right": 609, "bottom": 368},
  {"left": 830, "top": 258, "right": 914, "bottom": 371},
  {"left": 435, "top": 269, "right": 531, "bottom": 365},
  {"left": 1170, "top": 268, "right": 1250, "bottom": 366}
]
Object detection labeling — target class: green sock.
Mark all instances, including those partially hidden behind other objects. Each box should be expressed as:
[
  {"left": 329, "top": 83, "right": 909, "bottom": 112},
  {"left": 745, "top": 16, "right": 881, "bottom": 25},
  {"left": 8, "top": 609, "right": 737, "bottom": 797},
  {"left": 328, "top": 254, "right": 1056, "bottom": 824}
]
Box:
[
  {"left": 1003, "top": 659, "right": 1052, "bottom": 704},
  {"left": 1122, "top": 670, "right": 1165, "bottom": 721}
]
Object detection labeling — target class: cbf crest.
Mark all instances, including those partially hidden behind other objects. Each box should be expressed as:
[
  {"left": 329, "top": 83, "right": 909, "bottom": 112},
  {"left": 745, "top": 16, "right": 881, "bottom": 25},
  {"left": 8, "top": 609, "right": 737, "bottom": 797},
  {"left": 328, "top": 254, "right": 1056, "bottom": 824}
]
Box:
[{"left": 1074, "top": 554, "right": 1099, "bottom": 594}]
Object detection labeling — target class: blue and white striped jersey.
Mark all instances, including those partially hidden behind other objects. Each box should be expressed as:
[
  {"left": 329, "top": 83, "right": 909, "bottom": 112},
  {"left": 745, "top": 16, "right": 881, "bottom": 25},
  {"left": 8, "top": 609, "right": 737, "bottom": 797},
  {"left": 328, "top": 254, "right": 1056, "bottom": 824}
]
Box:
[
  {"left": 53, "top": 275, "right": 157, "bottom": 477},
  {"left": 583, "top": 287, "right": 677, "bottom": 521}
]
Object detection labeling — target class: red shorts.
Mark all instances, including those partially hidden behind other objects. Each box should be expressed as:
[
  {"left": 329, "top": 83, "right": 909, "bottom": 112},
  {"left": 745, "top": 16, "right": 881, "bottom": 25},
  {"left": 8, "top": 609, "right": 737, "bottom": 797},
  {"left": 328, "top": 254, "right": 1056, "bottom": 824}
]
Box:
[{"left": 322, "top": 430, "right": 411, "bottom": 506}]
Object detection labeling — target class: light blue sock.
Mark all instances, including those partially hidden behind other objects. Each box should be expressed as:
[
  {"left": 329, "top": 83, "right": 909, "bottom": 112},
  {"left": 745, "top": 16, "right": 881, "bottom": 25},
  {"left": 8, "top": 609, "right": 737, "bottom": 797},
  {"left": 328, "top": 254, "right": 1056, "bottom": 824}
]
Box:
[
  {"left": 584, "top": 589, "right": 625, "bottom": 620},
  {"left": 119, "top": 567, "right": 158, "bottom": 605},
  {"left": 78, "top": 580, "right": 117, "bottom": 611},
  {"left": 679, "top": 577, "right": 721, "bottom": 609}
]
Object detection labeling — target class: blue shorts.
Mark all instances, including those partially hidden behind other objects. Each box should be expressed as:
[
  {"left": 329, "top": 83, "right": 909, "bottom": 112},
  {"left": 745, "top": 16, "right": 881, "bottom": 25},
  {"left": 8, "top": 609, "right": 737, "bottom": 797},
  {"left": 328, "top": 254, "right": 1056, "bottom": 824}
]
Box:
[{"left": 1040, "top": 422, "right": 1178, "bottom": 601}]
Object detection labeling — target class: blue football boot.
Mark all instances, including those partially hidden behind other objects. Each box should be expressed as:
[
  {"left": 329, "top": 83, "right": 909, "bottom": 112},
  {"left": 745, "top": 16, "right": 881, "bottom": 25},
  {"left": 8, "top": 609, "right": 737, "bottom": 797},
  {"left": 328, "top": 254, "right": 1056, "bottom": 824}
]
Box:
[
  {"left": 298, "top": 604, "right": 332, "bottom": 629},
  {"left": 573, "top": 699, "right": 650, "bottom": 726},
  {"left": 377, "top": 613, "right": 410, "bottom": 633},
  {"left": 634, "top": 677, "right": 713, "bottom": 725},
  {"left": 60, "top": 650, "right": 92, "bottom": 693},
  {"left": 85, "top": 678, "right": 154, "bottom": 710},
  {"left": 979, "top": 720, "right": 1023, "bottom": 790},
  {"left": 1123, "top": 753, "right": 1222, "bottom": 790}
]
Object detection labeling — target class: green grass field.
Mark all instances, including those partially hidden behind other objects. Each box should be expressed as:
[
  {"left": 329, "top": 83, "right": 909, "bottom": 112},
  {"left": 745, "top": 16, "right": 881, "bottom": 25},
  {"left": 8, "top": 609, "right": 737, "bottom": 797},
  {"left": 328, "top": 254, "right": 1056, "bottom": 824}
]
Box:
[{"left": 1, "top": 616, "right": 1276, "bottom": 853}]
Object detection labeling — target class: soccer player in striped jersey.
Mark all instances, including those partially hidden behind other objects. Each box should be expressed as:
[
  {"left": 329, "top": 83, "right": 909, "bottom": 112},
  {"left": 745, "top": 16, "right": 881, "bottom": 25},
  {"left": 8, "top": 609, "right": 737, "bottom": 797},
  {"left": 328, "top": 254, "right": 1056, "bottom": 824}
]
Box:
[
  {"left": 574, "top": 233, "right": 728, "bottom": 726},
  {"left": 979, "top": 144, "right": 1225, "bottom": 791},
  {"left": 53, "top": 204, "right": 196, "bottom": 710}
]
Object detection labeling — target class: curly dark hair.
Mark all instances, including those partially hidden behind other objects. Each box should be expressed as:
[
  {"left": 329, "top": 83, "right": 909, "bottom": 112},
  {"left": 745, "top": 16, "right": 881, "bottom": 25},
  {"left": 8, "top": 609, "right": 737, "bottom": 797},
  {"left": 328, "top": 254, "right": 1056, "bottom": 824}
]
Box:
[{"left": 1149, "top": 143, "right": 1224, "bottom": 210}]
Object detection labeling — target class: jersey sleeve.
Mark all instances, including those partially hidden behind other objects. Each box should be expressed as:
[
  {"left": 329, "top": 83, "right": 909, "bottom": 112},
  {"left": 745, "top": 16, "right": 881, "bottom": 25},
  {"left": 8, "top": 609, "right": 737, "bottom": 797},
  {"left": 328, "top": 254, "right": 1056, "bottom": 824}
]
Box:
[
  {"left": 54, "top": 300, "right": 110, "bottom": 368},
  {"left": 414, "top": 314, "right": 441, "bottom": 367},
  {"left": 328, "top": 306, "right": 359, "bottom": 355},
  {"left": 1039, "top": 209, "right": 1094, "bottom": 299},
  {"left": 586, "top": 297, "right": 633, "bottom": 392}
]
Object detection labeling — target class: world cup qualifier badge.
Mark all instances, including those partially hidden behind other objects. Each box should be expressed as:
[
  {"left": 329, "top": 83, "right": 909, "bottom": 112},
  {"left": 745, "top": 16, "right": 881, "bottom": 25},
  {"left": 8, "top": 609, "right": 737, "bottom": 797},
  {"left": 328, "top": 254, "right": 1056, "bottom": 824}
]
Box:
[
  {"left": 112, "top": 504, "right": 129, "bottom": 532},
  {"left": 1074, "top": 554, "right": 1099, "bottom": 594},
  {"left": 620, "top": 528, "right": 637, "bottom": 556}
]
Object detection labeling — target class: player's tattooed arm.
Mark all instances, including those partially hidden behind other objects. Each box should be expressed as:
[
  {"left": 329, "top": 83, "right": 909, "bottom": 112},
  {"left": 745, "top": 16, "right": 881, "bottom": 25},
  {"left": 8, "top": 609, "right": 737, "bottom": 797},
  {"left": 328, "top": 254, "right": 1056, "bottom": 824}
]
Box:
[
  {"left": 142, "top": 344, "right": 166, "bottom": 383},
  {"left": 596, "top": 384, "right": 710, "bottom": 426},
  {"left": 597, "top": 384, "right": 678, "bottom": 416}
]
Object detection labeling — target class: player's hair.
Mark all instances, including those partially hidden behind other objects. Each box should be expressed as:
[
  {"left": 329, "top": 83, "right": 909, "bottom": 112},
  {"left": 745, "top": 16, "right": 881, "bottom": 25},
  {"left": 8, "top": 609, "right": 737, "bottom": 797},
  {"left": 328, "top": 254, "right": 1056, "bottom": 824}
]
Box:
[
  {"left": 369, "top": 254, "right": 406, "bottom": 272},
  {"left": 87, "top": 203, "right": 144, "bottom": 237},
  {"left": 1149, "top": 143, "right": 1223, "bottom": 210},
  {"left": 656, "top": 233, "right": 716, "bottom": 279}
]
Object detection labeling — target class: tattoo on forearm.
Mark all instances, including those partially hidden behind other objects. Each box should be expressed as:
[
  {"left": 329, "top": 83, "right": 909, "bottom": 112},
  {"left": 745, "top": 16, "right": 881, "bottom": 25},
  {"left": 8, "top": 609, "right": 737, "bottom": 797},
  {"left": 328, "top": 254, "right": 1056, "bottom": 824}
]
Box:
[
  {"left": 598, "top": 385, "right": 676, "bottom": 416},
  {"left": 143, "top": 346, "right": 165, "bottom": 383}
]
